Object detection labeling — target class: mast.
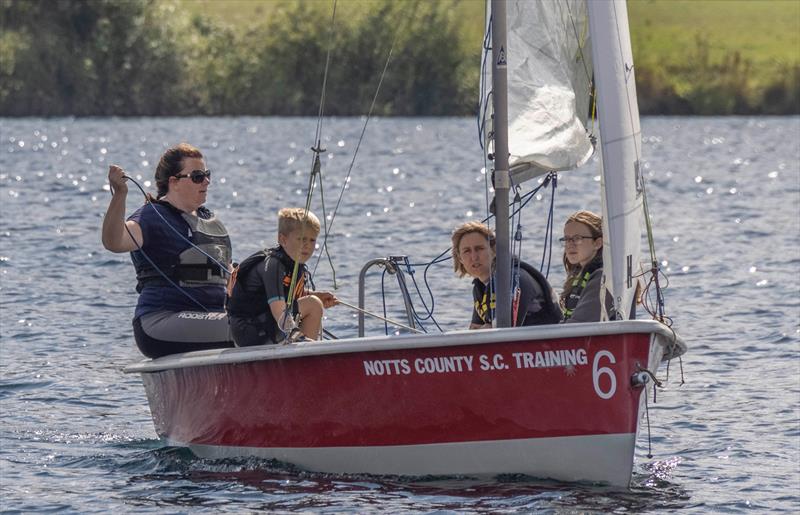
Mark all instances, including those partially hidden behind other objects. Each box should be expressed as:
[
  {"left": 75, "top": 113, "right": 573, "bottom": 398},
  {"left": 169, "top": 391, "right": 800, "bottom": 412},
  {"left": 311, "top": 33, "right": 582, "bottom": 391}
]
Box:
[{"left": 490, "top": 0, "right": 511, "bottom": 328}]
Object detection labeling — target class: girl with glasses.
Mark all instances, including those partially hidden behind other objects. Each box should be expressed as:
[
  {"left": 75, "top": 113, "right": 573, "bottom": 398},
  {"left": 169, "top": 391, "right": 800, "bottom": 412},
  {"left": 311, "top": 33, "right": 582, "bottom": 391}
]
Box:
[{"left": 559, "top": 210, "right": 615, "bottom": 323}]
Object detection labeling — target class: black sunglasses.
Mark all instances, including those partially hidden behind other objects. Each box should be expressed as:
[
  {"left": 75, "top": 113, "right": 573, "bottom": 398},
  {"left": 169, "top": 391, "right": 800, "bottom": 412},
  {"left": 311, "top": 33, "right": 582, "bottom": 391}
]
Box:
[{"left": 175, "top": 169, "right": 211, "bottom": 184}]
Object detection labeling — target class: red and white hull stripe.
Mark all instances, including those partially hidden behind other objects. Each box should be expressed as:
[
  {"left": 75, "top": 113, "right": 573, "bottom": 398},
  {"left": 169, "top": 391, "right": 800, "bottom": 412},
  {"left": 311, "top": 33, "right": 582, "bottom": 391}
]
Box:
[{"left": 127, "top": 320, "right": 685, "bottom": 486}]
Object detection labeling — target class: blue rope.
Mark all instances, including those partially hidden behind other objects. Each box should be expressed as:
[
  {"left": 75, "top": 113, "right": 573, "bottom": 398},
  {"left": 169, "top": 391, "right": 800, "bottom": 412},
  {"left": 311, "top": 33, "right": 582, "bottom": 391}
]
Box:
[
  {"left": 403, "top": 177, "right": 559, "bottom": 327},
  {"left": 398, "top": 257, "right": 437, "bottom": 332},
  {"left": 539, "top": 173, "right": 558, "bottom": 277}
]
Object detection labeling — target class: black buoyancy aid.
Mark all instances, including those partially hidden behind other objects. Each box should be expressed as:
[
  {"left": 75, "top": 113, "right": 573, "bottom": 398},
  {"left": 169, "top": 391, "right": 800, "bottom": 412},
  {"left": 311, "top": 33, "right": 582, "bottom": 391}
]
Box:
[
  {"left": 226, "top": 246, "right": 307, "bottom": 318},
  {"left": 134, "top": 202, "right": 232, "bottom": 293},
  {"left": 474, "top": 260, "right": 562, "bottom": 326},
  {"left": 563, "top": 255, "right": 603, "bottom": 320},
  {"left": 517, "top": 261, "right": 564, "bottom": 325}
]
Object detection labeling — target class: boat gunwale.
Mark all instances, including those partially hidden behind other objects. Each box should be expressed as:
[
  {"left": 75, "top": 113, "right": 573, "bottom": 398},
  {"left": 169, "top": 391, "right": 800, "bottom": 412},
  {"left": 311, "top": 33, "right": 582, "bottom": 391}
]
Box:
[{"left": 124, "top": 320, "right": 685, "bottom": 374}]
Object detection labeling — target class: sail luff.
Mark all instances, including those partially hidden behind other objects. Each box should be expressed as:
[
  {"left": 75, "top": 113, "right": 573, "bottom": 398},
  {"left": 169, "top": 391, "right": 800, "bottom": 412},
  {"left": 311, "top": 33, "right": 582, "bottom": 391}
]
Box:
[{"left": 587, "top": 0, "right": 643, "bottom": 320}]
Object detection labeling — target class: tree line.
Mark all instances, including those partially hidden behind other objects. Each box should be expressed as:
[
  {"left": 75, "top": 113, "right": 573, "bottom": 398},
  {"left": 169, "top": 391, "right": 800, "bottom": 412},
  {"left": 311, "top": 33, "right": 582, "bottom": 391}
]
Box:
[{"left": 0, "top": 0, "right": 796, "bottom": 117}]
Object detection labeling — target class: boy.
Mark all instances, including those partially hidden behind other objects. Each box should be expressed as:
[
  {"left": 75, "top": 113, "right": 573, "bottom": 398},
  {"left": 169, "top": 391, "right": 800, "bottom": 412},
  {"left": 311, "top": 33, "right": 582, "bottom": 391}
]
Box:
[{"left": 227, "top": 208, "right": 337, "bottom": 345}]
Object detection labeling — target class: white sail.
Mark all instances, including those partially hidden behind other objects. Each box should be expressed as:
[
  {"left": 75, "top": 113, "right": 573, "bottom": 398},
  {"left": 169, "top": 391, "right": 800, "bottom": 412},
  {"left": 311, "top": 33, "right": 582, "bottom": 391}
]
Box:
[
  {"left": 588, "top": 0, "right": 643, "bottom": 320},
  {"left": 483, "top": 0, "right": 595, "bottom": 184}
]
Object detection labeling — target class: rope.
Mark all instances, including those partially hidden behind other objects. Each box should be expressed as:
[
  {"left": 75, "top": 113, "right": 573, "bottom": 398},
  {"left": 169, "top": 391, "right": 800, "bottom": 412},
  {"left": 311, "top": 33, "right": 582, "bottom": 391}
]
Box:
[
  {"left": 644, "top": 381, "right": 654, "bottom": 459},
  {"left": 633, "top": 364, "right": 663, "bottom": 458},
  {"left": 402, "top": 179, "right": 557, "bottom": 328},
  {"left": 286, "top": 0, "right": 339, "bottom": 314},
  {"left": 338, "top": 298, "right": 423, "bottom": 334},
  {"left": 399, "top": 257, "right": 443, "bottom": 332},
  {"left": 311, "top": 2, "right": 412, "bottom": 278},
  {"left": 121, "top": 176, "right": 229, "bottom": 274},
  {"left": 284, "top": 152, "right": 320, "bottom": 312},
  {"left": 111, "top": 175, "right": 220, "bottom": 312},
  {"left": 311, "top": 0, "right": 339, "bottom": 289}
]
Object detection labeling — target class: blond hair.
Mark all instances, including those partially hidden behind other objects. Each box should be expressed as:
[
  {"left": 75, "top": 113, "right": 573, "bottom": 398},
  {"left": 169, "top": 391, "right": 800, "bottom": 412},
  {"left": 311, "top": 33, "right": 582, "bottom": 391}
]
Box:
[
  {"left": 278, "top": 208, "right": 321, "bottom": 236},
  {"left": 560, "top": 210, "right": 603, "bottom": 305},
  {"left": 451, "top": 221, "right": 495, "bottom": 278}
]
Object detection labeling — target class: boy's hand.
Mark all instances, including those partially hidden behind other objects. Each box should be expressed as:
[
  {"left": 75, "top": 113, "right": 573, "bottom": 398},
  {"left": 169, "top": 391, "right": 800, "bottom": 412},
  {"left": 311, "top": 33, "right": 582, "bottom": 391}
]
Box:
[{"left": 312, "top": 291, "right": 338, "bottom": 308}]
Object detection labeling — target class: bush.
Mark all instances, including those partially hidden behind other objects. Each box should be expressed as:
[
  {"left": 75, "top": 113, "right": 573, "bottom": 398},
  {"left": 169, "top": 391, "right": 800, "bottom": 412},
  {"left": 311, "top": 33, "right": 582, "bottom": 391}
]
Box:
[{"left": 0, "top": 0, "right": 795, "bottom": 116}]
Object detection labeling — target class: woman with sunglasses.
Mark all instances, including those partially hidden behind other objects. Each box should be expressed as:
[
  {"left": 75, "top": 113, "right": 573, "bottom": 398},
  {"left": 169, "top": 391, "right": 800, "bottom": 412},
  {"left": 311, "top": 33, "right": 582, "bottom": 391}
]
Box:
[
  {"left": 102, "top": 143, "right": 234, "bottom": 358},
  {"left": 559, "top": 210, "right": 616, "bottom": 323}
]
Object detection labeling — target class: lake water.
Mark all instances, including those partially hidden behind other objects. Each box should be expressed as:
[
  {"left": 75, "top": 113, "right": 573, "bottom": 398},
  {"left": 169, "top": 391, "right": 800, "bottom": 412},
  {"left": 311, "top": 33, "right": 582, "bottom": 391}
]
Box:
[{"left": 1, "top": 116, "right": 798, "bottom": 512}]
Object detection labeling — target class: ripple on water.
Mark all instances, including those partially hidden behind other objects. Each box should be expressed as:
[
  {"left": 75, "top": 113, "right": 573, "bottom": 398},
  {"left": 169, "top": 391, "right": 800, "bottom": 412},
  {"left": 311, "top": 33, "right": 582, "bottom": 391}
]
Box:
[{"left": 1, "top": 117, "right": 799, "bottom": 512}]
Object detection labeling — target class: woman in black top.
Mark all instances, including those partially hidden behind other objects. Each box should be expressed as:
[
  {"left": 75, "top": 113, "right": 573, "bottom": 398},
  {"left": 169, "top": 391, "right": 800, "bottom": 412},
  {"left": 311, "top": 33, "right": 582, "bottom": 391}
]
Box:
[{"left": 451, "top": 221, "right": 561, "bottom": 329}]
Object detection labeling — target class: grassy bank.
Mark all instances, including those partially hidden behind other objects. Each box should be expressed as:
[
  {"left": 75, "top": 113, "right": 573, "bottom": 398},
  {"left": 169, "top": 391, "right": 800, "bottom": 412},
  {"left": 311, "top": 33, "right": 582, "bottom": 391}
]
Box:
[
  {"left": 628, "top": 0, "right": 799, "bottom": 114},
  {"left": 182, "top": 0, "right": 799, "bottom": 114},
  {"left": 1, "top": 0, "right": 797, "bottom": 116}
]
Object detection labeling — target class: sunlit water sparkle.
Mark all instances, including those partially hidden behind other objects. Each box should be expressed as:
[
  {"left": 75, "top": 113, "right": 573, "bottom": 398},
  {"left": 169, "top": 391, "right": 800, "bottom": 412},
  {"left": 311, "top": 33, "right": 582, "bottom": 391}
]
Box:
[{"left": 1, "top": 116, "right": 798, "bottom": 512}]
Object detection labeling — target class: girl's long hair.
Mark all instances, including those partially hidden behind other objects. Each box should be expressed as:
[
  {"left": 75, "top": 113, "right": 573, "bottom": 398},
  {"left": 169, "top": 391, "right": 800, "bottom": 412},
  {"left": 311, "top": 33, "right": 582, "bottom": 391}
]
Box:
[{"left": 559, "top": 210, "right": 602, "bottom": 307}]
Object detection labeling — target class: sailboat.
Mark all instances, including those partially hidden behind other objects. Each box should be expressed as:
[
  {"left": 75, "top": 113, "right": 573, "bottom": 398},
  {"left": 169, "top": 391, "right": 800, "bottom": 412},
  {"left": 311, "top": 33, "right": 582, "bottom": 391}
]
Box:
[{"left": 125, "top": 0, "right": 686, "bottom": 487}]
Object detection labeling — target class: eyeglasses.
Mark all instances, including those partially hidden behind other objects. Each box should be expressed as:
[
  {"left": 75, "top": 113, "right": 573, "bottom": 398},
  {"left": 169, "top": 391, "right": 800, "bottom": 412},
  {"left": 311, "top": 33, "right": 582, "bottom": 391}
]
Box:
[
  {"left": 174, "top": 169, "right": 212, "bottom": 184},
  {"left": 559, "top": 235, "right": 597, "bottom": 245}
]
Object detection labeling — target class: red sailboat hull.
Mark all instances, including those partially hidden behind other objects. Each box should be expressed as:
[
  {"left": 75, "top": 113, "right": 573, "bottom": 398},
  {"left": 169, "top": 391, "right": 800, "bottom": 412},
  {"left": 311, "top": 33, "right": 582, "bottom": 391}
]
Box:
[{"left": 127, "top": 321, "right": 684, "bottom": 486}]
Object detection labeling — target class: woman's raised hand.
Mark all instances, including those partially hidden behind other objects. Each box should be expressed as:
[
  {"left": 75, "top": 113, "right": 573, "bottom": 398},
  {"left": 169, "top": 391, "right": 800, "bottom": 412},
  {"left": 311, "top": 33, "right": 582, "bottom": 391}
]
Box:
[{"left": 108, "top": 164, "right": 128, "bottom": 195}]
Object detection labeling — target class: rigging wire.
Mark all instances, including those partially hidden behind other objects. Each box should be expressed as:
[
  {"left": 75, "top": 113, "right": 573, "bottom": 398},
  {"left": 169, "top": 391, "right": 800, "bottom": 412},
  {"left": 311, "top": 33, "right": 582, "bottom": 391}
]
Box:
[
  {"left": 609, "top": 0, "right": 670, "bottom": 323},
  {"left": 312, "top": 0, "right": 339, "bottom": 288},
  {"left": 478, "top": 4, "right": 497, "bottom": 326},
  {"left": 285, "top": 0, "right": 339, "bottom": 320},
  {"left": 401, "top": 177, "right": 558, "bottom": 330},
  {"left": 311, "top": 2, "right": 414, "bottom": 279},
  {"left": 477, "top": 7, "right": 493, "bottom": 151},
  {"left": 337, "top": 298, "right": 423, "bottom": 334}
]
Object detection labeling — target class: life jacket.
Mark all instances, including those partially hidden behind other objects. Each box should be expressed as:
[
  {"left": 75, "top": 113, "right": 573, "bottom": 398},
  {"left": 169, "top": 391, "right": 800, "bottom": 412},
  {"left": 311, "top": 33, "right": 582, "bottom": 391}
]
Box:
[
  {"left": 563, "top": 255, "right": 603, "bottom": 320},
  {"left": 516, "top": 261, "right": 564, "bottom": 325},
  {"left": 474, "top": 260, "right": 562, "bottom": 326},
  {"left": 225, "top": 246, "right": 307, "bottom": 318},
  {"left": 132, "top": 201, "right": 231, "bottom": 293},
  {"left": 473, "top": 278, "right": 496, "bottom": 326}
]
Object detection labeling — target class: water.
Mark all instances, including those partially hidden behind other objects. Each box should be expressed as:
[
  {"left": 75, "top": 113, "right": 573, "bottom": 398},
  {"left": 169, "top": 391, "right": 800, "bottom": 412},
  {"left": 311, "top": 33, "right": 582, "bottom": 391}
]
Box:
[{"left": 1, "top": 116, "right": 798, "bottom": 512}]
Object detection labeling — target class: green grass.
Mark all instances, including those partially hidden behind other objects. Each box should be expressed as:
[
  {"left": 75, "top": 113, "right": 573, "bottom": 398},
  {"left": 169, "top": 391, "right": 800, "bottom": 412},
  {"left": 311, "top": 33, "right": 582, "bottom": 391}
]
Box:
[
  {"left": 178, "top": 0, "right": 487, "bottom": 49},
  {"left": 5, "top": 0, "right": 794, "bottom": 115},
  {"left": 628, "top": 0, "right": 799, "bottom": 68},
  {"left": 179, "top": 0, "right": 799, "bottom": 67},
  {"left": 174, "top": 0, "right": 799, "bottom": 114}
]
